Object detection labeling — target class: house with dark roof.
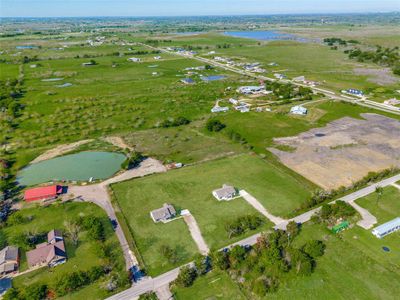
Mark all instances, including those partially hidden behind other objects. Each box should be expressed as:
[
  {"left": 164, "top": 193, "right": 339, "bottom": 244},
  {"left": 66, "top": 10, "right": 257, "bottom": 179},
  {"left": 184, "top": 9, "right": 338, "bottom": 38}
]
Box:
[
  {"left": 150, "top": 204, "right": 176, "bottom": 223},
  {"left": 0, "top": 246, "right": 19, "bottom": 275},
  {"left": 212, "top": 184, "right": 237, "bottom": 201},
  {"left": 26, "top": 230, "right": 67, "bottom": 268}
]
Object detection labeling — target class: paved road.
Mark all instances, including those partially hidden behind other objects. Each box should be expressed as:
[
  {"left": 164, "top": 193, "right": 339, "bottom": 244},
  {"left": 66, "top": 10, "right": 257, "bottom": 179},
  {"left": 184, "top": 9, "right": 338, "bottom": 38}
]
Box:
[
  {"left": 239, "top": 190, "right": 286, "bottom": 225},
  {"left": 140, "top": 43, "right": 400, "bottom": 116},
  {"left": 65, "top": 158, "right": 166, "bottom": 270}
]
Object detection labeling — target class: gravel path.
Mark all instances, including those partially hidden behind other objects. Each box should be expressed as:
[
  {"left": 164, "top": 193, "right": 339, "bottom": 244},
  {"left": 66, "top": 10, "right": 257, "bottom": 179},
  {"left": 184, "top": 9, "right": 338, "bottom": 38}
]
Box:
[
  {"left": 182, "top": 211, "right": 210, "bottom": 255},
  {"left": 65, "top": 158, "right": 166, "bottom": 270}
]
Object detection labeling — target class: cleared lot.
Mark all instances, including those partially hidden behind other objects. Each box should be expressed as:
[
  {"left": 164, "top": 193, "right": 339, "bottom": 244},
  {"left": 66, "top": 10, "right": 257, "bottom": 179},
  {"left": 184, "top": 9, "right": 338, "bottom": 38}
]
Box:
[
  {"left": 270, "top": 113, "right": 400, "bottom": 190},
  {"left": 111, "top": 154, "right": 310, "bottom": 275}
]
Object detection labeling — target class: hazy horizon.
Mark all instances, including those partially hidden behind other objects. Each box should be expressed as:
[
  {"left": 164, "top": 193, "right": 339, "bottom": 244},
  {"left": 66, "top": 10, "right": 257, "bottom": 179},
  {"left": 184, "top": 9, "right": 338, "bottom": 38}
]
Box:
[{"left": 1, "top": 0, "right": 399, "bottom": 18}]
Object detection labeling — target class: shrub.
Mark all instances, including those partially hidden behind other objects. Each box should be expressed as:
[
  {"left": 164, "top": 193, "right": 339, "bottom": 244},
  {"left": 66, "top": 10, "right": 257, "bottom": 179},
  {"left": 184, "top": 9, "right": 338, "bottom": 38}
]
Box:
[
  {"left": 302, "top": 240, "right": 326, "bottom": 258},
  {"left": 206, "top": 119, "right": 225, "bottom": 132},
  {"left": 174, "top": 266, "right": 197, "bottom": 287}
]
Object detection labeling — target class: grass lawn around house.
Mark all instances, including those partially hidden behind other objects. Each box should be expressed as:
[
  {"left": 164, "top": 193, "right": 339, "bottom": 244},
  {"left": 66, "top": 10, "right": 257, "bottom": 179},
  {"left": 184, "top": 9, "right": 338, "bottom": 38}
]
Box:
[
  {"left": 111, "top": 154, "right": 311, "bottom": 275},
  {"left": 4, "top": 202, "right": 127, "bottom": 300},
  {"left": 172, "top": 270, "right": 246, "bottom": 300},
  {"left": 355, "top": 185, "right": 400, "bottom": 224},
  {"left": 264, "top": 223, "right": 400, "bottom": 300}
]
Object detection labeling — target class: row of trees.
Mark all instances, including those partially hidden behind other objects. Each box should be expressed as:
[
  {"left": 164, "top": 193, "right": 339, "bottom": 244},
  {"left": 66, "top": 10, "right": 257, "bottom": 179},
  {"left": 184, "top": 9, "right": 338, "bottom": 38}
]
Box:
[
  {"left": 159, "top": 116, "right": 191, "bottom": 128},
  {"left": 173, "top": 222, "right": 326, "bottom": 296},
  {"left": 345, "top": 46, "right": 400, "bottom": 75},
  {"left": 4, "top": 266, "right": 105, "bottom": 300},
  {"left": 265, "top": 81, "right": 313, "bottom": 101},
  {"left": 299, "top": 167, "right": 399, "bottom": 211},
  {"left": 225, "top": 214, "right": 264, "bottom": 238}
]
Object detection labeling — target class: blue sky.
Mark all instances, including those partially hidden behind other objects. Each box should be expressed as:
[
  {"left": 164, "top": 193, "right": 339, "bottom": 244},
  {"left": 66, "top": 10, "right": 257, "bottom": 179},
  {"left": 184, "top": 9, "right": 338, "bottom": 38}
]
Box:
[{"left": 1, "top": 0, "right": 399, "bottom": 17}]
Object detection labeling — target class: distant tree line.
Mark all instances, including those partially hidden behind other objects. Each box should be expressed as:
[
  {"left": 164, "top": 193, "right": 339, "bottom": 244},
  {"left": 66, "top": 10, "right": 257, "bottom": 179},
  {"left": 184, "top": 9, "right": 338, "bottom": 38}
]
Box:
[{"left": 344, "top": 46, "right": 400, "bottom": 75}]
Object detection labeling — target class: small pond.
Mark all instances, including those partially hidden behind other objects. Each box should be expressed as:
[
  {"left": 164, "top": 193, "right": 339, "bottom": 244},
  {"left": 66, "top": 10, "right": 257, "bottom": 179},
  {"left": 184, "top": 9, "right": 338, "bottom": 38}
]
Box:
[
  {"left": 200, "top": 75, "right": 226, "bottom": 82},
  {"left": 222, "top": 31, "right": 307, "bottom": 42},
  {"left": 17, "top": 151, "right": 126, "bottom": 186}
]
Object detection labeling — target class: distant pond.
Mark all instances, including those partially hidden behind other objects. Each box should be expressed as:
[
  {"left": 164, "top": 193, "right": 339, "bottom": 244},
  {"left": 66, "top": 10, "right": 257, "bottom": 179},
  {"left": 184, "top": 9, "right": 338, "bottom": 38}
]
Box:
[
  {"left": 200, "top": 75, "right": 226, "bottom": 82},
  {"left": 222, "top": 31, "right": 308, "bottom": 42},
  {"left": 18, "top": 151, "right": 126, "bottom": 186}
]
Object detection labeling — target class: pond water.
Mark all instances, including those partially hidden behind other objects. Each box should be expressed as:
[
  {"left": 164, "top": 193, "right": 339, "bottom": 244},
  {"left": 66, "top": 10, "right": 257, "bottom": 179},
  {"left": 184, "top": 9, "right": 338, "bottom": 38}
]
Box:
[
  {"left": 222, "top": 31, "right": 307, "bottom": 42},
  {"left": 18, "top": 151, "right": 126, "bottom": 186},
  {"left": 200, "top": 75, "right": 226, "bottom": 81}
]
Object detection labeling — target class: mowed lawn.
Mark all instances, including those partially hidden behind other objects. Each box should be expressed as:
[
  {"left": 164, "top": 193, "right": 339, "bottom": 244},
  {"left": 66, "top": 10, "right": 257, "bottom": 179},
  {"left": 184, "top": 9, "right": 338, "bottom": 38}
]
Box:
[
  {"left": 5, "top": 202, "right": 126, "bottom": 300},
  {"left": 172, "top": 270, "right": 246, "bottom": 300},
  {"left": 355, "top": 185, "right": 400, "bottom": 224},
  {"left": 111, "top": 154, "right": 311, "bottom": 275},
  {"left": 266, "top": 222, "right": 400, "bottom": 300}
]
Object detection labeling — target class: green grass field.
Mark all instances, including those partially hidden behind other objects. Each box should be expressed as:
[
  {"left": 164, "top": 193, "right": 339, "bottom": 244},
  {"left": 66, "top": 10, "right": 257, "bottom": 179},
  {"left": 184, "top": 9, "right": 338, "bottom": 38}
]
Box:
[
  {"left": 111, "top": 154, "right": 311, "bottom": 275},
  {"left": 172, "top": 270, "right": 246, "bottom": 300},
  {"left": 355, "top": 185, "right": 400, "bottom": 224},
  {"left": 3, "top": 202, "right": 127, "bottom": 299}
]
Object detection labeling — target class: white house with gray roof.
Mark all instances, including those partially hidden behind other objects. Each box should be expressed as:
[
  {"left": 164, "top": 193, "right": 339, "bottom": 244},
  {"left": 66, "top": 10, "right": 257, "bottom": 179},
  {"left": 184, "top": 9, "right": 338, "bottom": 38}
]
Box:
[
  {"left": 150, "top": 203, "right": 176, "bottom": 223},
  {"left": 371, "top": 217, "right": 400, "bottom": 239},
  {"left": 212, "top": 184, "right": 237, "bottom": 201}
]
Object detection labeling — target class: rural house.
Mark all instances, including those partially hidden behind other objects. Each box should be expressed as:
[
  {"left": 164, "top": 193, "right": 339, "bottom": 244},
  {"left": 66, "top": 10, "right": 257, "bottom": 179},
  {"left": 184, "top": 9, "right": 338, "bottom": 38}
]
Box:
[
  {"left": 372, "top": 217, "right": 400, "bottom": 239},
  {"left": 0, "top": 246, "right": 19, "bottom": 276},
  {"left": 290, "top": 105, "right": 307, "bottom": 115},
  {"left": 212, "top": 184, "right": 237, "bottom": 201},
  {"left": 128, "top": 57, "right": 141, "bottom": 62},
  {"left": 150, "top": 203, "right": 176, "bottom": 223},
  {"left": 180, "top": 78, "right": 195, "bottom": 84},
  {"left": 26, "top": 230, "right": 67, "bottom": 268}
]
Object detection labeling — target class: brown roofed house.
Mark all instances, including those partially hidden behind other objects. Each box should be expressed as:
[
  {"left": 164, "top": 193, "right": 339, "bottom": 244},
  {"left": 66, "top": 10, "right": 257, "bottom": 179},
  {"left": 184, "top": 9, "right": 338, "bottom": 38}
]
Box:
[
  {"left": 26, "top": 230, "right": 67, "bottom": 268},
  {"left": 0, "top": 246, "right": 19, "bottom": 275}
]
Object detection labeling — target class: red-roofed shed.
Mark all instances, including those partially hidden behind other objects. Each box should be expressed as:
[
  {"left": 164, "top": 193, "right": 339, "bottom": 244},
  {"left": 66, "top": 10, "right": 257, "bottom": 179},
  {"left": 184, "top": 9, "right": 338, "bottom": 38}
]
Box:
[{"left": 24, "top": 185, "right": 63, "bottom": 202}]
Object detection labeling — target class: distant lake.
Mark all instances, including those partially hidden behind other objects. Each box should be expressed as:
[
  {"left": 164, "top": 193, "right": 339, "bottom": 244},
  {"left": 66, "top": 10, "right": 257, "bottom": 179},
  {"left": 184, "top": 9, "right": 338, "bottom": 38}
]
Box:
[
  {"left": 223, "top": 31, "right": 307, "bottom": 42},
  {"left": 18, "top": 151, "right": 126, "bottom": 186},
  {"left": 200, "top": 75, "right": 226, "bottom": 82},
  {"left": 16, "top": 45, "right": 38, "bottom": 49}
]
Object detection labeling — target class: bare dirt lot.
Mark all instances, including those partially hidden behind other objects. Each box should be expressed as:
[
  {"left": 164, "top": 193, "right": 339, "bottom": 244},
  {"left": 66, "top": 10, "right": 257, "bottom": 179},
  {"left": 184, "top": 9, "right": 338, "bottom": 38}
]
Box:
[
  {"left": 269, "top": 113, "right": 400, "bottom": 190},
  {"left": 353, "top": 67, "right": 400, "bottom": 86}
]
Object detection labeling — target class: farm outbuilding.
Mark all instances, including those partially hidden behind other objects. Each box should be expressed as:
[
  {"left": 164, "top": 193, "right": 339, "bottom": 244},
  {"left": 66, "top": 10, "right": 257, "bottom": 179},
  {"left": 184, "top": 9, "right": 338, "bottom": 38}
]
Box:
[{"left": 24, "top": 185, "right": 63, "bottom": 202}]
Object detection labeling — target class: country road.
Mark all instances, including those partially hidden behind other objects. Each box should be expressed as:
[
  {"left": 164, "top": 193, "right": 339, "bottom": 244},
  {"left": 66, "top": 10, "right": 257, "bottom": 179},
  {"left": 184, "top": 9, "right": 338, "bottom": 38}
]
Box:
[
  {"left": 65, "top": 158, "right": 166, "bottom": 270},
  {"left": 107, "top": 172, "right": 400, "bottom": 299},
  {"left": 140, "top": 42, "right": 400, "bottom": 116}
]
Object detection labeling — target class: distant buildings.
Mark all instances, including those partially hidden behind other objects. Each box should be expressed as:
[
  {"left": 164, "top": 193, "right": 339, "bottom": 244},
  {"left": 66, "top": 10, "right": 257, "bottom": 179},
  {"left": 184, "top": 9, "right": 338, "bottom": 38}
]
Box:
[
  {"left": 150, "top": 204, "right": 176, "bottom": 223},
  {"left": 128, "top": 57, "right": 141, "bottom": 62},
  {"left": 234, "top": 104, "right": 250, "bottom": 113},
  {"left": 212, "top": 184, "right": 237, "bottom": 201},
  {"left": 237, "top": 86, "right": 264, "bottom": 95},
  {"left": 0, "top": 246, "right": 19, "bottom": 276},
  {"left": 372, "top": 217, "right": 400, "bottom": 239},
  {"left": 82, "top": 61, "right": 96, "bottom": 66},
  {"left": 24, "top": 185, "right": 63, "bottom": 202},
  {"left": 290, "top": 105, "right": 308, "bottom": 115},
  {"left": 26, "top": 230, "right": 67, "bottom": 268},
  {"left": 342, "top": 88, "right": 364, "bottom": 97},
  {"left": 274, "top": 73, "right": 287, "bottom": 80},
  {"left": 384, "top": 98, "right": 400, "bottom": 106},
  {"left": 211, "top": 106, "right": 229, "bottom": 113},
  {"left": 154, "top": 56, "right": 162, "bottom": 60}
]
